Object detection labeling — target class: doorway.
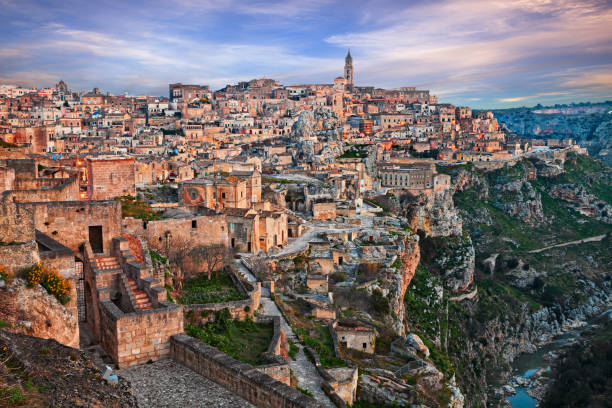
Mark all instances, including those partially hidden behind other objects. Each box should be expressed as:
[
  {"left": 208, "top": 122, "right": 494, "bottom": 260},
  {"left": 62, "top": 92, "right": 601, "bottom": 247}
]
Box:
[{"left": 88, "top": 225, "right": 103, "bottom": 253}]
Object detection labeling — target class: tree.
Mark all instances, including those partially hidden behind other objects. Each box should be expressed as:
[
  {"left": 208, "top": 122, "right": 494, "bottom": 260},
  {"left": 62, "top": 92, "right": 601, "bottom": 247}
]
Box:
[{"left": 189, "top": 244, "right": 231, "bottom": 280}]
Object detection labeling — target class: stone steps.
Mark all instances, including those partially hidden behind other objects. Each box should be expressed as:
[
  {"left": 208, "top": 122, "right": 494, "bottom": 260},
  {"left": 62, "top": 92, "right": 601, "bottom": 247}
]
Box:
[
  {"left": 128, "top": 278, "right": 153, "bottom": 311},
  {"left": 95, "top": 256, "right": 121, "bottom": 270}
]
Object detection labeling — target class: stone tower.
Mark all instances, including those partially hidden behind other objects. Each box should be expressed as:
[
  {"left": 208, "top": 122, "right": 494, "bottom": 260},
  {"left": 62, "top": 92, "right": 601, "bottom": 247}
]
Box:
[{"left": 344, "top": 49, "right": 353, "bottom": 87}]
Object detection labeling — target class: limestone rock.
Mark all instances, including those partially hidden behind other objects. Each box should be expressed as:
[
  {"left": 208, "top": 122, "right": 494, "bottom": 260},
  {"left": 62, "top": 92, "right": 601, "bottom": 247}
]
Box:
[
  {"left": 493, "top": 180, "right": 545, "bottom": 224},
  {"left": 405, "top": 189, "right": 462, "bottom": 237},
  {"left": 0, "top": 278, "right": 79, "bottom": 348}
]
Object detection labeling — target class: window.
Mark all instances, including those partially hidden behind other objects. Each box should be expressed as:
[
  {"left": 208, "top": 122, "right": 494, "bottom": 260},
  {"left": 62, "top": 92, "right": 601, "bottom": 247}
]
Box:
[
  {"left": 221, "top": 192, "right": 226, "bottom": 199},
  {"left": 192, "top": 220, "right": 197, "bottom": 229},
  {"left": 363, "top": 343, "right": 367, "bottom": 349}
]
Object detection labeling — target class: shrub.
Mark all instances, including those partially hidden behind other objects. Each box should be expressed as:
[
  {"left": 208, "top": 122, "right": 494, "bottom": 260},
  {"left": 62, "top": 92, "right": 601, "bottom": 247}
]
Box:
[{"left": 24, "top": 263, "right": 72, "bottom": 305}]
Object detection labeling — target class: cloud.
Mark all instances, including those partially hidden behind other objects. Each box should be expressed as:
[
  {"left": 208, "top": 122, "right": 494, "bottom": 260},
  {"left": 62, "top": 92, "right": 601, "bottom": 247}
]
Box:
[{"left": 0, "top": 0, "right": 610, "bottom": 106}]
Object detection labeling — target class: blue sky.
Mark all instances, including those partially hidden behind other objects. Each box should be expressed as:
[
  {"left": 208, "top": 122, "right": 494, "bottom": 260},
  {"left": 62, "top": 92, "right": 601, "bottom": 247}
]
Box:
[{"left": 1, "top": 0, "right": 611, "bottom": 108}]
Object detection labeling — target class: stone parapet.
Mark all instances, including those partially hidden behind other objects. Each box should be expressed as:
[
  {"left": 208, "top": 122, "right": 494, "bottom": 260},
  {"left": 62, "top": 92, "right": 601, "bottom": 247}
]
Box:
[{"left": 171, "top": 333, "right": 325, "bottom": 408}]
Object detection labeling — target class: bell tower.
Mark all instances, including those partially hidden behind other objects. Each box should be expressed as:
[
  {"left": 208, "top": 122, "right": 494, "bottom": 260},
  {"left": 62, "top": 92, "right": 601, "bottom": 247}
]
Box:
[{"left": 344, "top": 49, "right": 354, "bottom": 87}]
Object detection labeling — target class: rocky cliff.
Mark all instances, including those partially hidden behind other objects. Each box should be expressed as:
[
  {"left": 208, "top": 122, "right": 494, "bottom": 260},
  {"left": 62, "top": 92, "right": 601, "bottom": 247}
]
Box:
[
  {"left": 387, "top": 237, "right": 420, "bottom": 335},
  {"left": 0, "top": 278, "right": 79, "bottom": 348},
  {"left": 404, "top": 188, "right": 463, "bottom": 237},
  {"left": 434, "top": 155, "right": 612, "bottom": 407}
]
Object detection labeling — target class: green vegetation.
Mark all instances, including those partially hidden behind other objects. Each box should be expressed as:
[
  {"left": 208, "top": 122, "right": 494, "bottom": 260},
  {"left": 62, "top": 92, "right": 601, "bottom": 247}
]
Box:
[
  {"left": 115, "top": 195, "right": 164, "bottom": 221},
  {"left": 149, "top": 249, "right": 167, "bottom": 265},
  {"left": 296, "top": 386, "right": 313, "bottom": 397},
  {"left": 338, "top": 144, "right": 369, "bottom": 159},
  {"left": 454, "top": 159, "right": 612, "bottom": 253},
  {"left": 262, "top": 176, "right": 294, "bottom": 184},
  {"left": 295, "top": 325, "right": 347, "bottom": 368},
  {"left": 288, "top": 342, "right": 299, "bottom": 360},
  {"left": 178, "top": 272, "right": 247, "bottom": 304},
  {"left": 185, "top": 309, "right": 274, "bottom": 366},
  {"left": 0, "top": 385, "right": 25, "bottom": 405}
]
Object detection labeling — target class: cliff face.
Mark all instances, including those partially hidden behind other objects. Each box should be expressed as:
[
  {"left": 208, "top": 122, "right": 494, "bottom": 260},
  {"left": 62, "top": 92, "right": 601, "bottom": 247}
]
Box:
[
  {"left": 0, "top": 278, "right": 79, "bottom": 348},
  {"left": 391, "top": 238, "right": 420, "bottom": 335},
  {"left": 405, "top": 189, "right": 463, "bottom": 237}
]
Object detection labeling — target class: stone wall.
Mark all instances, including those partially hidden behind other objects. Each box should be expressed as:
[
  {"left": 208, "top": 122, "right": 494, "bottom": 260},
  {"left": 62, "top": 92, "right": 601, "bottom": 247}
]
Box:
[
  {"left": 99, "top": 300, "right": 184, "bottom": 367},
  {"left": 0, "top": 166, "right": 15, "bottom": 193},
  {"left": 171, "top": 333, "right": 325, "bottom": 408},
  {"left": 313, "top": 202, "right": 336, "bottom": 220},
  {"left": 0, "top": 158, "right": 37, "bottom": 179},
  {"left": 0, "top": 241, "right": 39, "bottom": 273},
  {"left": 20, "top": 200, "right": 122, "bottom": 253},
  {"left": 0, "top": 196, "right": 35, "bottom": 243},
  {"left": 6, "top": 177, "right": 79, "bottom": 202},
  {"left": 122, "top": 212, "right": 229, "bottom": 254},
  {"left": 87, "top": 156, "right": 135, "bottom": 200}
]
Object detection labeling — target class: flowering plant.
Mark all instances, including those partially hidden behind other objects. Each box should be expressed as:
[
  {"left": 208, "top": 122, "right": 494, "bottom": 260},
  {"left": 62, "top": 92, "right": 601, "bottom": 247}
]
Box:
[
  {"left": 0, "top": 265, "right": 11, "bottom": 283},
  {"left": 24, "top": 263, "right": 72, "bottom": 305}
]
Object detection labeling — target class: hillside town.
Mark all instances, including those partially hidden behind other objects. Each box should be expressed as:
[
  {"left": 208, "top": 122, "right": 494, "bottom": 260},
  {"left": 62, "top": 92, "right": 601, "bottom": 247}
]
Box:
[{"left": 0, "top": 51, "right": 598, "bottom": 408}]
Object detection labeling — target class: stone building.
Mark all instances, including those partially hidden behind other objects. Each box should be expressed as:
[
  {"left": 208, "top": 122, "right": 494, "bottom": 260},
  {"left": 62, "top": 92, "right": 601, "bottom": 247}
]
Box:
[
  {"left": 378, "top": 162, "right": 435, "bottom": 191},
  {"left": 86, "top": 156, "right": 135, "bottom": 200},
  {"left": 178, "top": 170, "right": 261, "bottom": 210},
  {"left": 334, "top": 323, "right": 376, "bottom": 354}
]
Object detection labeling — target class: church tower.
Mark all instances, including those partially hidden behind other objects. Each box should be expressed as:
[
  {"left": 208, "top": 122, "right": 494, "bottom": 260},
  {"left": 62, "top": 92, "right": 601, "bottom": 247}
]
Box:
[{"left": 344, "top": 49, "right": 354, "bottom": 87}]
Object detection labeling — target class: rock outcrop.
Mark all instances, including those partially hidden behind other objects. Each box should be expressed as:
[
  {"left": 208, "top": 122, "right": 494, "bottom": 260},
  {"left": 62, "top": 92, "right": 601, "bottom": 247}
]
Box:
[
  {"left": 549, "top": 183, "right": 612, "bottom": 223},
  {"left": 0, "top": 278, "right": 79, "bottom": 348},
  {"left": 405, "top": 189, "right": 462, "bottom": 237},
  {"left": 386, "top": 237, "right": 420, "bottom": 335},
  {"left": 0, "top": 330, "right": 138, "bottom": 407},
  {"left": 492, "top": 180, "right": 545, "bottom": 224}
]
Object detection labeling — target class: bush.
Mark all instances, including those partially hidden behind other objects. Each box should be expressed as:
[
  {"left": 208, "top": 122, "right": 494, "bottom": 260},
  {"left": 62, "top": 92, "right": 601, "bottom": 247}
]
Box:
[{"left": 24, "top": 263, "right": 72, "bottom": 305}]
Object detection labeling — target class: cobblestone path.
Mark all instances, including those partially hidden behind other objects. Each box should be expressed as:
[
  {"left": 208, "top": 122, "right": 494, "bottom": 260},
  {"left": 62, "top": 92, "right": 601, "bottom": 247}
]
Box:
[{"left": 118, "top": 359, "right": 255, "bottom": 408}]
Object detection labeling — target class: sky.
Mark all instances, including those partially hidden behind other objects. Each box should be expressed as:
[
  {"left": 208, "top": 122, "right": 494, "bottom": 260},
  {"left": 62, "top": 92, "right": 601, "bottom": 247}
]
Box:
[{"left": 0, "top": 0, "right": 611, "bottom": 108}]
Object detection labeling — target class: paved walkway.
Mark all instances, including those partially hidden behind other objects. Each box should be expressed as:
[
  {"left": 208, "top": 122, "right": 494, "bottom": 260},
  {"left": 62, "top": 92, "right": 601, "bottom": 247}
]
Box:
[
  {"left": 261, "top": 297, "right": 334, "bottom": 407},
  {"left": 528, "top": 234, "right": 607, "bottom": 254},
  {"left": 119, "top": 359, "right": 254, "bottom": 408}
]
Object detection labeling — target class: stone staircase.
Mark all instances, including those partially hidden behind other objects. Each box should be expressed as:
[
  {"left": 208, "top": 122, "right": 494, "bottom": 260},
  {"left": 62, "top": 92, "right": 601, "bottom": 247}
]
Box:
[
  {"left": 95, "top": 256, "right": 121, "bottom": 271},
  {"left": 128, "top": 278, "right": 153, "bottom": 311}
]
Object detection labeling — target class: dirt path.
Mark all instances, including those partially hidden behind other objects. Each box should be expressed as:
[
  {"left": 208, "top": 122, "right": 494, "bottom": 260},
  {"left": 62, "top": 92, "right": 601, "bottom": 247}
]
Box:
[{"left": 528, "top": 234, "right": 607, "bottom": 254}]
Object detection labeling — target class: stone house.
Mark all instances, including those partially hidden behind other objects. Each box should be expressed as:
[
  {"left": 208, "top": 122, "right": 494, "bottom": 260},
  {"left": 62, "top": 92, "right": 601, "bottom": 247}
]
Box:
[{"left": 334, "top": 323, "right": 376, "bottom": 354}]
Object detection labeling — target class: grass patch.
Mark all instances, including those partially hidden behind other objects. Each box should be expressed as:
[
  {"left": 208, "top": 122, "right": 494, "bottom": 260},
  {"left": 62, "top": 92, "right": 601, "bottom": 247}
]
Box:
[
  {"left": 178, "top": 273, "right": 247, "bottom": 305},
  {"left": 185, "top": 309, "right": 274, "bottom": 366},
  {"left": 288, "top": 342, "right": 299, "bottom": 360},
  {"left": 296, "top": 325, "right": 346, "bottom": 368}
]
